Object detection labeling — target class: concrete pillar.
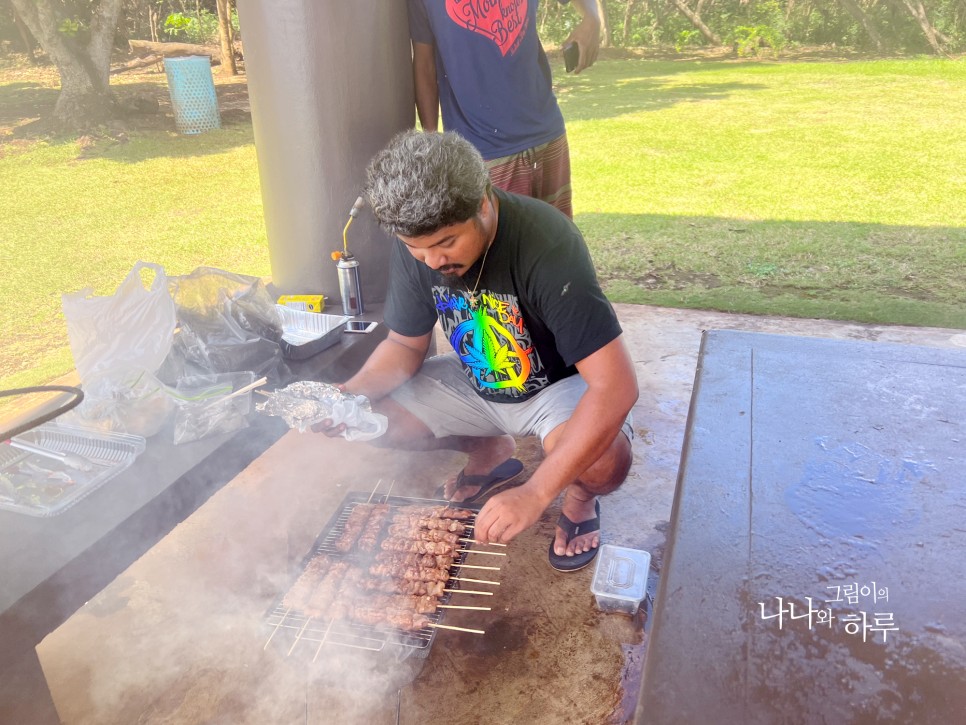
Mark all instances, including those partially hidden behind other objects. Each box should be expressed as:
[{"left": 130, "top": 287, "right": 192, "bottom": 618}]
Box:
[{"left": 235, "top": 1, "right": 414, "bottom": 306}]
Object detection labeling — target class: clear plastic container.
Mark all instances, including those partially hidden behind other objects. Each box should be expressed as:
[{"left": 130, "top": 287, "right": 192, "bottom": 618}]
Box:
[
  {"left": 591, "top": 544, "right": 651, "bottom": 615},
  {"left": 0, "top": 423, "right": 146, "bottom": 517}
]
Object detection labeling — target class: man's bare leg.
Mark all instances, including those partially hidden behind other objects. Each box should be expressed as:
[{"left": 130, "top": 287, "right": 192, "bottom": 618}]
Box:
[
  {"left": 543, "top": 425, "right": 633, "bottom": 558},
  {"left": 372, "top": 397, "right": 516, "bottom": 502}
]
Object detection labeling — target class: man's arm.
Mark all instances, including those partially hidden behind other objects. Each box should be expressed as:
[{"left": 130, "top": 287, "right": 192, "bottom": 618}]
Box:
[
  {"left": 473, "top": 335, "right": 639, "bottom": 543},
  {"left": 412, "top": 41, "right": 439, "bottom": 131},
  {"left": 342, "top": 329, "right": 433, "bottom": 402},
  {"left": 565, "top": 0, "right": 601, "bottom": 74}
]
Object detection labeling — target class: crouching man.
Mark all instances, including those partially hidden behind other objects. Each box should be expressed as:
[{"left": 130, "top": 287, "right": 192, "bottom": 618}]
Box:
[{"left": 322, "top": 131, "right": 637, "bottom": 571}]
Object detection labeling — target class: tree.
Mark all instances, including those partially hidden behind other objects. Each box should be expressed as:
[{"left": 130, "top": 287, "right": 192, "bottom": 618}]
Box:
[
  {"left": 837, "top": 0, "right": 886, "bottom": 52},
  {"left": 214, "top": 0, "right": 235, "bottom": 75},
  {"left": 667, "top": 0, "right": 722, "bottom": 45},
  {"left": 890, "top": 0, "right": 948, "bottom": 54},
  {"left": 10, "top": 0, "right": 124, "bottom": 130}
]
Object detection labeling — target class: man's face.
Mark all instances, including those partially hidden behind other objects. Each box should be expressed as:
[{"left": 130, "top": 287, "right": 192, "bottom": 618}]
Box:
[{"left": 398, "top": 197, "right": 493, "bottom": 279}]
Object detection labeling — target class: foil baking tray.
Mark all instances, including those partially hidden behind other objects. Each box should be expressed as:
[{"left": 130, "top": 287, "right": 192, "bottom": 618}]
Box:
[
  {"left": 0, "top": 423, "right": 146, "bottom": 517},
  {"left": 276, "top": 304, "right": 349, "bottom": 360},
  {"left": 264, "top": 492, "right": 489, "bottom": 660}
]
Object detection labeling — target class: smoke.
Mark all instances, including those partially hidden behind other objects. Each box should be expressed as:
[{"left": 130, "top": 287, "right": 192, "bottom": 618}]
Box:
[{"left": 33, "top": 429, "right": 467, "bottom": 724}]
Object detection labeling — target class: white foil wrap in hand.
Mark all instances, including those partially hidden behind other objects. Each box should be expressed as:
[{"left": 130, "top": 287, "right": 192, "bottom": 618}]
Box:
[{"left": 255, "top": 381, "right": 388, "bottom": 441}]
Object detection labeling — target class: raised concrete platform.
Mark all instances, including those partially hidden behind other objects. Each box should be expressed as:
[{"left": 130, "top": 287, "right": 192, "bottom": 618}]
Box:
[{"left": 16, "top": 305, "right": 966, "bottom": 724}]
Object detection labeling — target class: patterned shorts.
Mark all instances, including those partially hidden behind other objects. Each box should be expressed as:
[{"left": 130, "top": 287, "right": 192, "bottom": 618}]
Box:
[
  {"left": 486, "top": 134, "right": 573, "bottom": 218},
  {"left": 390, "top": 353, "right": 634, "bottom": 444}
]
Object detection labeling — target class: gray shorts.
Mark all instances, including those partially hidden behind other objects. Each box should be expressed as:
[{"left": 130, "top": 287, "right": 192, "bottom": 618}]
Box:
[{"left": 390, "top": 354, "right": 634, "bottom": 443}]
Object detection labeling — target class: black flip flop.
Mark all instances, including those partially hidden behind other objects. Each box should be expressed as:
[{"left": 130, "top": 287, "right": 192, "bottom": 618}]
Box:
[
  {"left": 434, "top": 458, "right": 524, "bottom": 504},
  {"left": 548, "top": 499, "right": 601, "bottom": 572}
]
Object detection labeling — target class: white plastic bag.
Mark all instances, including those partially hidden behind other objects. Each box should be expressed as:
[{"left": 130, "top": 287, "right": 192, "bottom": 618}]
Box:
[
  {"left": 63, "top": 261, "right": 176, "bottom": 382},
  {"left": 61, "top": 262, "right": 177, "bottom": 436}
]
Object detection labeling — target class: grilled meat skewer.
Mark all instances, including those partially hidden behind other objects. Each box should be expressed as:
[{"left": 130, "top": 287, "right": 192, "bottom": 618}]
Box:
[
  {"left": 387, "top": 524, "right": 461, "bottom": 544},
  {"left": 375, "top": 550, "right": 455, "bottom": 570},
  {"left": 391, "top": 514, "right": 468, "bottom": 533},
  {"left": 381, "top": 537, "right": 457, "bottom": 555}
]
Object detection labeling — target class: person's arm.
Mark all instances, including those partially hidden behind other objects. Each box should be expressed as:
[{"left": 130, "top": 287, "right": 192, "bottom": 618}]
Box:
[
  {"left": 473, "top": 335, "right": 639, "bottom": 543},
  {"left": 342, "top": 329, "right": 433, "bottom": 402},
  {"left": 412, "top": 41, "right": 439, "bottom": 132},
  {"left": 564, "top": 0, "right": 601, "bottom": 74}
]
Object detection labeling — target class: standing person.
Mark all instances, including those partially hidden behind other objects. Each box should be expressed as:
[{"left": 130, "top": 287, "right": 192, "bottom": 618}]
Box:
[
  {"left": 407, "top": 0, "right": 601, "bottom": 219},
  {"left": 320, "top": 131, "right": 637, "bottom": 571}
]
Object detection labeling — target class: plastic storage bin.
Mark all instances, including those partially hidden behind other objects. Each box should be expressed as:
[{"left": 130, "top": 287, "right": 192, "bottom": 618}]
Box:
[
  {"left": 164, "top": 55, "right": 221, "bottom": 134},
  {"left": 591, "top": 544, "right": 651, "bottom": 615}
]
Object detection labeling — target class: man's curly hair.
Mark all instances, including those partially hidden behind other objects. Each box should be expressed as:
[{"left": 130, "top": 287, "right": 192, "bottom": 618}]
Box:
[{"left": 364, "top": 131, "right": 490, "bottom": 237}]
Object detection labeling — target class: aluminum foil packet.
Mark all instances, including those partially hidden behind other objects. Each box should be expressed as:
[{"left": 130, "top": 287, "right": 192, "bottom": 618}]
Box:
[{"left": 255, "top": 381, "right": 388, "bottom": 441}]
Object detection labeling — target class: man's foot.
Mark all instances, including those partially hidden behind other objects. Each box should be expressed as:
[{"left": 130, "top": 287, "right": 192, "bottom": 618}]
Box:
[
  {"left": 548, "top": 494, "right": 601, "bottom": 572},
  {"left": 441, "top": 435, "right": 517, "bottom": 503}
]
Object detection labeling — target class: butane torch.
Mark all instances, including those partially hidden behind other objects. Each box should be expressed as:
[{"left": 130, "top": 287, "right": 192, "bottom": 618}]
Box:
[{"left": 332, "top": 196, "right": 365, "bottom": 316}]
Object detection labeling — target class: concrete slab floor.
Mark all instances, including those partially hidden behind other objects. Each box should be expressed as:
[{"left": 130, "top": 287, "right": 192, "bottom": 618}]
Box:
[{"left": 35, "top": 304, "right": 966, "bottom": 725}]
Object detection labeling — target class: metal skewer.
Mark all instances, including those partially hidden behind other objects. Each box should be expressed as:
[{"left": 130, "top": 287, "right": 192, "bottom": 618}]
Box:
[
  {"left": 429, "top": 623, "right": 485, "bottom": 635},
  {"left": 453, "top": 576, "right": 499, "bottom": 585},
  {"left": 460, "top": 538, "right": 507, "bottom": 547},
  {"left": 366, "top": 478, "right": 384, "bottom": 503},
  {"left": 460, "top": 549, "right": 506, "bottom": 557}
]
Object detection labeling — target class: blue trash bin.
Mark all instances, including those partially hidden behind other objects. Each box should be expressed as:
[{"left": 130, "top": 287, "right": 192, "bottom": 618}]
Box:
[{"left": 164, "top": 55, "right": 221, "bottom": 135}]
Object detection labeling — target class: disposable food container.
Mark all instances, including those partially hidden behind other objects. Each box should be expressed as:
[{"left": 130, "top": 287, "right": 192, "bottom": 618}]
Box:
[
  {"left": 276, "top": 304, "right": 349, "bottom": 360},
  {"left": 0, "top": 423, "right": 146, "bottom": 517},
  {"left": 591, "top": 544, "right": 651, "bottom": 615}
]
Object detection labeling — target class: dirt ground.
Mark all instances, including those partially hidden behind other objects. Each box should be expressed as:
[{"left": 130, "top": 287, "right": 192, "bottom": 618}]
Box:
[{"left": 0, "top": 51, "right": 252, "bottom": 141}]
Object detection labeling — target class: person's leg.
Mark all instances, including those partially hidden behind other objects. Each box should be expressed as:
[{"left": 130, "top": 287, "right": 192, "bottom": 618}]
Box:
[
  {"left": 502, "top": 373, "right": 633, "bottom": 559},
  {"left": 543, "top": 422, "right": 633, "bottom": 557},
  {"left": 381, "top": 355, "right": 519, "bottom": 501},
  {"left": 531, "top": 134, "right": 572, "bottom": 219},
  {"left": 485, "top": 134, "right": 573, "bottom": 219}
]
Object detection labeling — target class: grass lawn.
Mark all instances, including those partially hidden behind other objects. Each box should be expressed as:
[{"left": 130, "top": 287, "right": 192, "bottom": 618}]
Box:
[
  {"left": 1, "top": 51, "right": 965, "bottom": 395},
  {"left": 560, "top": 54, "right": 966, "bottom": 327}
]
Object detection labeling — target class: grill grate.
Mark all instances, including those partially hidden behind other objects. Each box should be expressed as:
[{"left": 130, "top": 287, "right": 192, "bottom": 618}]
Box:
[{"left": 264, "top": 492, "right": 488, "bottom": 659}]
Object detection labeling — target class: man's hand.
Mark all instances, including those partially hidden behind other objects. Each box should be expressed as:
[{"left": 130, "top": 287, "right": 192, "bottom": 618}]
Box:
[
  {"left": 473, "top": 484, "right": 553, "bottom": 545},
  {"left": 566, "top": 0, "right": 601, "bottom": 74},
  {"left": 310, "top": 383, "right": 348, "bottom": 437}
]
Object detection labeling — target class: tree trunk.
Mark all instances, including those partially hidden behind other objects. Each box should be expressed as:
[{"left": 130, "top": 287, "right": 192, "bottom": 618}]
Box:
[
  {"left": 11, "top": 8, "right": 37, "bottom": 62},
  {"left": 837, "top": 0, "right": 886, "bottom": 52},
  {"left": 598, "top": 0, "right": 612, "bottom": 48},
  {"left": 622, "top": 0, "right": 641, "bottom": 47},
  {"left": 893, "top": 0, "right": 946, "bottom": 55},
  {"left": 667, "top": 0, "right": 721, "bottom": 45},
  {"left": 215, "top": 0, "right": 237, "bottom": 75},
  {"left": 149, "top": 3, "right": 159, "bottom": 42},
  {"left": 9, "top": 0, "right": 125, "bottom": 129}
]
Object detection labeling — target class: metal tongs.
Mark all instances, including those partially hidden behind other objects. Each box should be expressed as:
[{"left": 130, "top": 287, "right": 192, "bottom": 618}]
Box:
[{"left": 6, "top": 438, "right": 94, "bottom": 472}]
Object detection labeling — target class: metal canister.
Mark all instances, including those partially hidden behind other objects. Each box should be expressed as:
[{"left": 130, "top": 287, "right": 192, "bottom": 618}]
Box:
[{"left": 337, "top": 253, "right": 364, "bottom": 316}]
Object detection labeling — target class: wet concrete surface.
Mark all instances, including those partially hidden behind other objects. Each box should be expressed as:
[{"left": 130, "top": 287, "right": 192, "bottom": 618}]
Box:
[{"left": 34, "top": 304, "right": 966, "bottom": 724}]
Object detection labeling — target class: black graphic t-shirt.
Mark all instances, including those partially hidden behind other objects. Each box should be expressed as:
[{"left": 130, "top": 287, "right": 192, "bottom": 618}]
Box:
[{"left": 384, "top": 189, "right": 622, "bottom": 402}]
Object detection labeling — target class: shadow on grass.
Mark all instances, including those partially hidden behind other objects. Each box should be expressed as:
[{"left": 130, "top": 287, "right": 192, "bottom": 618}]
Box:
[
  {"left": 0, "top": 82, "right": 60, "bottom": 128},
  {"left": 555, "top": 58, "right": 769, "bottom": 122},
  {"left": 575, "top": 212, "right": 966, "bottom": 330},
  {"left": 1, "top": 77, "right": 253, "bottom": 159}
]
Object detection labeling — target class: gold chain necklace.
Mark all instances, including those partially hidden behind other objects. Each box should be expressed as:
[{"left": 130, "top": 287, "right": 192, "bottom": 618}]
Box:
[{"left": 464, "top": 237, "right": 493, "bottom": 311}]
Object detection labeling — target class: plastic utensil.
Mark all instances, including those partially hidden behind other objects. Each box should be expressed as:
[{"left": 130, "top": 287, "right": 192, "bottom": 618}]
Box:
[
  {"left": 6, "top": 438, "right": 94, "bottom": 472},
  {"left": 201, "top": 376, "right": 268, "bottom": 410}
]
